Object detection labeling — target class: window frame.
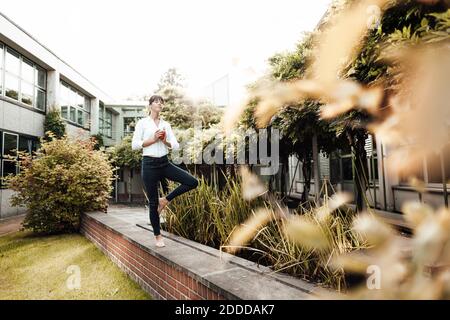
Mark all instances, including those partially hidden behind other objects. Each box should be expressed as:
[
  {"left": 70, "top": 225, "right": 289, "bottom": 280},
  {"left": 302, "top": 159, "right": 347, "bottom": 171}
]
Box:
[
  {"left": 0, "top": 43, "right": 47, "bottom": 112},
  {"left": 104, "top": 109, "right": 113, "bottom": 138},
  {"left": 398, "top": 144, "right": 450, "bottom": 188},
  {"left": 0, "top": 43, "right": 4, "bottom": 96},
  {"left": 59, "top": 81, "right": 91, "bottom": 129},
  {"left": 1, "top": 131, "right": 39, "bottom": 189},
  {"left": 1, "top": 132, "right": 19, "bottom": 186},
  {"left": 98, "top": 101, "right": 112, "bottom": 138}
]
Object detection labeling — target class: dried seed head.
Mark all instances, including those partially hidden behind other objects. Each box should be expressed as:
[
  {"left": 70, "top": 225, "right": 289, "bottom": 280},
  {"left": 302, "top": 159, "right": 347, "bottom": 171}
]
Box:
[
  {"left": 329, "top": 192, "right": 353, "bottom": 211},
  {"left": 284, "top": 215, "right": 330, "bottom": 250},
  {"left": 312, "top": 0, "right": 390, "bottom": 84},
  {"left": 315, "top": 206, "right": 332, "bottom": 222},
  {"left": 352, "top": 213, "right": 394, "bottom": 248},
  {"left": 402, "top": 201, "right": 434, "bottom": 229},
  {"left": 331, "top": 253, "right": 372, "bottom": 274},
  {"left": 408, "top": 177, "right": 427, "bottom": 194},
  {"left": 413, "top": 216, "right": 449, "bottom": 265},
  {"left": 227, "top": 208, "right": 272, "bottom": 254},
  {"left": 240, "top": 166, "right": 267, "bottom": 201}
]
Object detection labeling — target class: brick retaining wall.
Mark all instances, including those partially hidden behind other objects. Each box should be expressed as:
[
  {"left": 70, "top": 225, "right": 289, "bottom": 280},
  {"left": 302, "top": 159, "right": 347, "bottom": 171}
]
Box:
[
  {"left": 81, "top": 214, "right": 224, "bottom": 300},
  {"left": 81, "top": 211, "right": 323, "bottom": 300}
]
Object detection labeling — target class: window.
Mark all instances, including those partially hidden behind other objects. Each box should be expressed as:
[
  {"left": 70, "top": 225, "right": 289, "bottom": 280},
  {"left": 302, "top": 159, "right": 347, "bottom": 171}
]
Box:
[
  {"left": 0, "top": 44, "right": 47, "bottom": 110},
  {"left": 35, "top": 88, "right": 45, "bottom": 110},
  {"left": 36, "top": 67, "right": 46, "bottom": 89},
  {"left": 366, "top": 135, "right": 379, "bottom": 183},
  {"left": 444, "top": 144, "right": 450, "bottom": 182},
  {"left": 70, "top": 106, "right": 76, "bottom": 123},
  {"left": 77, "top": 93, "right": 84, "bottom": 110},
  {"left": 22, "top": 59, "right": 34, "bottom": 83},
  {"left": 4, "top": 49, "right": 20, "bottom": 101},
  {"left": 427, "top": 152, "right": 442, "bottom": 184},
  {"left": 61, "top": 106, "right": 68, "bottom": 119},
  {"left": 59, "top": 81, "right": 90, "bottom": 129},
  {"left": 371, "top": 158, "right": 379, "bottom": 180},
  {"left": 0, "top": 44, "right": 4, "bottom": 95},
  {"left": 1, "top": 132, "right": 18, "bottom": 187},
  {"left": 104, "top": 110, "right": 112, "bottom": 138},
  {"left": 5, "top": 49, "right": 20, "bottom": 74},
  {"left": 2, "top": 160, "right": 17, "bottom": 181},
  {"left": 123, "top": 117, "right": 137, "bottom": 135},
  {"left": 98, "top": 101, "right": 113, "bottom": 138},
  {"left": 21, "top": 82, "right": 33, "bottom": 106},
  {"left": 342, "top": 156, "right": 353, "bottom": 181},
  {"left": 3, "top": 132, "right": 18, "bottom": 158},
  {"left": 77, "top": 109, "right": 83, "bottom": 126},
  {"left": 99, "top": 101, "right": 105, "bottom": 135},
  {"left": 19, "top": 136, "right": 33, "bottom": 153},
  {"left": 399, "top": 143, "right": 450, "bottom": 187},
  {"left": 400, "top": 160, "right": 424, "bottom": 184},
  {"left": 84, "top": 97, "right": 91, "bottom": 112},
  {"left": 5, "top": 73, "right": 19, "bottom": 100},
  {"left": 330, "top": 153, "right": 341, "bottom": 185},
  {"left": 1, "top": 132, "right": 39, "bottom": 188},
  {"left": 425, "top": 144, "right": 450, "bottom": 185}
]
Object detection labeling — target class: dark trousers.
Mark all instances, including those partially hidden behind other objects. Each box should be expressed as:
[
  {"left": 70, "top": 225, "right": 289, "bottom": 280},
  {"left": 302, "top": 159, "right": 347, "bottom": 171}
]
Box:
[{"left": 141, "top": 155, "right": 198, "bottom": 236}]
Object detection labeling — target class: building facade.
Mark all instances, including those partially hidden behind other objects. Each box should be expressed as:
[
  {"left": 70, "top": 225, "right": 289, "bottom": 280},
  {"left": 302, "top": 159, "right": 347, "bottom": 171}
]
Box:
[
  {"left": 0, "top": 12, "right": 129, "bottom": 218},
  {"left": 285, "top": 135, "right": 449, "bottom": 213}
]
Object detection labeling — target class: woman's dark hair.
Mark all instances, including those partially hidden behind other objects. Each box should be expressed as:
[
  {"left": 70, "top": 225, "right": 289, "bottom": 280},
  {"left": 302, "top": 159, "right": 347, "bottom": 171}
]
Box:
[{"left": 149, "top": 95, "right": 165, "bottom": 105}]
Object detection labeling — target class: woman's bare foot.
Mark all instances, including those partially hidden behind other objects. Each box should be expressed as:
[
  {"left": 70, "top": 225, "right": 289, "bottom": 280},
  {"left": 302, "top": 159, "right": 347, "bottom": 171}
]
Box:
[
  {"left": 155, "top": 235, "right": 165, "bottom": 247},
  {"left": 157, "top": 197, "right": 169, "bottom": 214}
]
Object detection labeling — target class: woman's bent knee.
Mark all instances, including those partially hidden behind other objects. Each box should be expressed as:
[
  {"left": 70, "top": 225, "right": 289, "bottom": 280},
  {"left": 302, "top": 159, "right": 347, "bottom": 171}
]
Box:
[{"left": 189, "top": 177, "right": 199, "bottom": 189}]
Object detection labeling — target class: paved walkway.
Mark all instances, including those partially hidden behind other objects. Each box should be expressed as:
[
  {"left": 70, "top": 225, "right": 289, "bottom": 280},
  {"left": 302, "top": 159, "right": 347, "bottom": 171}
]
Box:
[
  {"left": 0, "top": 204, "right": 413, "bottom": 256},
  {"left": 0, "top": 214, "right": 26, "bottom": 237}
]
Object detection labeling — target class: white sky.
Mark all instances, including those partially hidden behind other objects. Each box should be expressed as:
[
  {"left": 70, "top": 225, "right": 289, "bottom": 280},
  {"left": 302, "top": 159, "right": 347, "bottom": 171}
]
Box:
[{"left": 1, "top": 0, "right": 330, "bottom": 101}]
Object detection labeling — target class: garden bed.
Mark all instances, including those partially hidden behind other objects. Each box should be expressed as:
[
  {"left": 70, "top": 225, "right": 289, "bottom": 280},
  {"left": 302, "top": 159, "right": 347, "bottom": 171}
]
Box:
[{"left": 80, "top": 209, "right": 328, "bottom": 300}]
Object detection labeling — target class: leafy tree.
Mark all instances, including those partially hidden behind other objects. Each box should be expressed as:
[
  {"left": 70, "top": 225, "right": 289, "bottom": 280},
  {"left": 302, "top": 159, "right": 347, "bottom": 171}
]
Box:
[
  {"left": 194, "top": 99, "right": 224, "bottom": 128},
  {"left": 339, "top": 0, "right": 448, "bottom": 210},
  {"left": 274, "top": 101, "right": 346, "bottom": 202},
  {"left": 154, "top": 68, "right": 223, "bottom": 129},
  {"left": 107, "top": 135, "right": 142, "bottom": 169},
  {"left": 155, "top": 67, "right": 186, "bottom": 92},
  {"left": 43, "top": 107, "right": 66, "bottom": 141},
  {"left": 241, "top": 33, "right": 346, "bottom": 203}
]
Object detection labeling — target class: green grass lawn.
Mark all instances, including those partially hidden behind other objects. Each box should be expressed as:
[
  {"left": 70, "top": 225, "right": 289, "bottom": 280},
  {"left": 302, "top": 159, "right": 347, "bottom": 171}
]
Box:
[{"left": 0, "top": 231, "right": 151, "bottom": 300}]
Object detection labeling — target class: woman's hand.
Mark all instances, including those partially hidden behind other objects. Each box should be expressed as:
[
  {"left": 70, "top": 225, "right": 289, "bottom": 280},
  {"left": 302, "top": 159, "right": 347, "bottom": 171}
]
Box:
[
  {"left": 154, "top": 129, "right": 164, "bottom": 140},
  {"left": 159, "top": 129, "right": 171, "bottom": 147},
  {"left": 142, "top": 130, "right": 161, "bottom": 147},
  {"left": 159, "top": 129, "right": 167, "bottom": 143}
]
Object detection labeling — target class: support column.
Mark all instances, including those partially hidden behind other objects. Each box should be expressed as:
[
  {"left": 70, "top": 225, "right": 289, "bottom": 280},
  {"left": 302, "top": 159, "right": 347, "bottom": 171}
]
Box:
[
  {"left": 46, "top": 70, "right": 60, "bottom": 112},
  {"left": 116, "top": 109, "right": 124, "bottom": 142},
  {"left": 312, "top": 133, "right": 321, "bottom": 202},
  {"left": 90, "top": 98, "right": 99, "bottom": 135},
  {"left": 379, "top": 141, "right": 398, "bottom": 212}
]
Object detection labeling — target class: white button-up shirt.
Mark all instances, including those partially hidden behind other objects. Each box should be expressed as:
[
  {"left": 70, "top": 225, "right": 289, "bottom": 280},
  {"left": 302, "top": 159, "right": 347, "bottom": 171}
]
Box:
[{"left": 131, "top": 116, "right": 180, "bottom": 157}]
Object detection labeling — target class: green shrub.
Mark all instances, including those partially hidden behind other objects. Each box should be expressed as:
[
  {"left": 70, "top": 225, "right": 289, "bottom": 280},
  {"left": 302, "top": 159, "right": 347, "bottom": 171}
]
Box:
[
  {"left": 91, "top": 133, "right": 104, "bottom": 150},
  {"left": 6, "top": 136, "right": 115, "bottom": 234},
  {"left": 43, "top": 107, "right": 66, "bottom": 140},
  {"left": 106, "top": 135, "right": 141, "bottom": 169}
]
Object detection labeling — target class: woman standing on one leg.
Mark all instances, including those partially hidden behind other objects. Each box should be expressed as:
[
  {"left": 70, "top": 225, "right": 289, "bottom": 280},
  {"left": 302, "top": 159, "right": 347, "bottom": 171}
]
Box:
[{"left": 132, "top": 95, "right": 199, "bottom": 247}]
